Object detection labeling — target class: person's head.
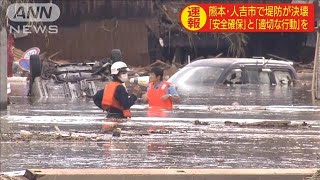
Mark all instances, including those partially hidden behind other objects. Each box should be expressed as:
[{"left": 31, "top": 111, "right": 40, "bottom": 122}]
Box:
[
  {"left": 149, "top": 67, "right": 163, "bottom": 83},
  {"left": 111, "top": 61, "right": 130, "bottom": 82}
]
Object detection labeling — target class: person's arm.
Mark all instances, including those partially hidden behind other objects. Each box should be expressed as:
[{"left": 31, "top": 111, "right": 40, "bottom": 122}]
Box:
[
  {"left": 142, "top": 86, "right": 149, "bottom": 103},
  {"left": 142, "top": 93, "right": 148, "bottom": 102},
  {"left": 168, "top": 94, "right": 180, "bottom": 102},
  {"left": 114, "top": 85, "right": 137, "bottom": 109},
  {"left": 93, "top": 89, "right": 104, "bottom": 110},
  {"left": 162, "top": 85, "right": 180, "bottom": 103}
]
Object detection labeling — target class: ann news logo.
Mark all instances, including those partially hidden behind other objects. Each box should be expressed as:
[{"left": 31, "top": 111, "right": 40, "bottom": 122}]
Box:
[{"left": 7, "top": 3, "right": 60, "bottom": 34}]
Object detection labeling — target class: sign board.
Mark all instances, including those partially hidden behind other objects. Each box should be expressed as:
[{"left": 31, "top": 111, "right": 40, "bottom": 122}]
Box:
[
  {"left": 18, "top": 58, "right": 30, "bottom": 71},
  {"left": 18, "top": 47, "right": 40, "bottom": 72},
  {"left": 22, "top": 47, "right": 40, "bottom": 60}
]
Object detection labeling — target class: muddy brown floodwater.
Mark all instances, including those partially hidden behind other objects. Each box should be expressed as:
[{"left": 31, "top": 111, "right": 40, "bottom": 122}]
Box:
[{"left": 1, "top": 83, "right": 320, "bottom": 172}]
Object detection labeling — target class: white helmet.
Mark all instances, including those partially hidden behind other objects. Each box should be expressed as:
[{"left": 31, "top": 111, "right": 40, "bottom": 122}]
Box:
[{"left": 110, "top": 61, "right": 130, "bottom": 75}]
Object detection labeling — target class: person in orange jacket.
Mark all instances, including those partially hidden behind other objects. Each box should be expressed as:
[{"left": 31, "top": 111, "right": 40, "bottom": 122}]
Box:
[
  {"left": 93, "top": 61, "right": 141, "bottom": 118},
  {"left": 143, "top": 67, "right": 180, "bottom": 116}
]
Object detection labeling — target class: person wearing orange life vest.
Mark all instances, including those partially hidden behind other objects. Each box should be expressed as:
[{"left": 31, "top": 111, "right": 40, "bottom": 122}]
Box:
[
  {"left": 93, "top": 61, "right": 141, "bottom": 118},
  {"left": 143, "top": 67, "right": 180, "bottom": 116}
]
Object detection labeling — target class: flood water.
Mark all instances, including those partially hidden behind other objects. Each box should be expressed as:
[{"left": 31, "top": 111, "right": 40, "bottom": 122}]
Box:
[{"left": 1, "top": 82, "right": 320, "bottom": 172}]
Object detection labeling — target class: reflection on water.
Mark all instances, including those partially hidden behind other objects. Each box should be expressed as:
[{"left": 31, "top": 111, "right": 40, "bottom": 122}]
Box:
[
  {"left": 178, "top": 84, "right": 316, "bottom": 106},
  {"left": 1, "top": 128, "right": 319, "bottom": 171},
  {"left": 1, "top": 85, "right": 320, "bottom": 172}
]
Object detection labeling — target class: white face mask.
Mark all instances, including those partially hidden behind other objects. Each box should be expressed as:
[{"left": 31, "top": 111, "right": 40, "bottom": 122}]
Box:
[{"left": 119, "top": 73, "right": 129, "bottom": 82}]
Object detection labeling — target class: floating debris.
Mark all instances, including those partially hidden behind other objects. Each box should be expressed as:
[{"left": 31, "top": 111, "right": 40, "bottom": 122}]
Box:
[
  {"left": 19, "top": 130, "right": 32, "bottom": 139},
  {"left": 231, "top": 102, "right": 240, "bottom": 106},
  {"left": 149, "top": 129, "right": 171, "bottom": 134},
  {"left": 224, "top": 121, "right": 311, "bottom": 128},
  {"left": 1, "top": 131, "right": 111, "bottom": 142},
  {"left": 102, "top": 122, "right": 118, "bottom": 133},
  {"left": 112, "top": 128, "right": 122, "bottom": 137},
  {"left": 208, "top": 106, "right": 267, "bottom": 111},
  {"left": 194, "top": 120, "right": 209, "bottom": 126},
  {"left": 0, "top": 174, "right": 27, "bottom": 180},
  {"left": 216, "top": 158, "right": 225, "bottom": 163},
  {"left": 308, "top": 169, "right": 320, "bottom": 180}
]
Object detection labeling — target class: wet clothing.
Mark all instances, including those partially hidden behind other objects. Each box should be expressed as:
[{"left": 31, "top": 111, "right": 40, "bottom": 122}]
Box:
[
  {"left": 146, "top": 81, "right": 174, "bottom": 110},
  {"left": 93, "top": 79, "right": 137, "bottom": 118},
  {"left": 148, "top": 81, "right": 179, "bottom": 97},
  {"left": 102, "top": 81, "right": 132, "bottom": 118}
]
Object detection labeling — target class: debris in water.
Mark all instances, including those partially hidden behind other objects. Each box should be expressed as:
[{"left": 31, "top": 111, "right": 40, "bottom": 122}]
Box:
[
  {"left": 194, "top": 120, "right": 209, "bottom": 125},
  {"left": 224, "top": 121, "right": 311, "bottom": 128},
  {"left": 1, "top": 131, "right": 110, "bottom": 142},
  {"left": 208, "top": 106, "right": 267, "bottom": 111},
  {"left": 54, "top": 125, "right": 70, "bottom": 137},
  {"left": 149, "top": 129, "right": 171, "bottom": 134},
  {"left": 102, "top": 122, "right": 117, "bottom": 132},
  {"left": 232, "top": 102, "right": 240, "bottom": 106},
  {"left": 19, "top": 130, "right": 32, "bottom": 139},
  {"left": 224, "top": 121, "right": 240, "bottom": 126},
  {"left": 308, "top": 169, "right": 320, "bottom": 180},
  {"left": 112, "top": 128, "right": 121, "bottom": 137},
  {"left": 95, "top": 136, "right": 105, "bottom": 141},
  {"left": 54, "top": 125, "right": 61, "bottom": 134},
  {"left": 0, "top": 174, "right": 27, "bottom": 180},
  {"left": 301, "top": 121, "right": 308, "bottom": 126},
  {"left": 216, "top": 158, "right": 225, "bottom": 163}
]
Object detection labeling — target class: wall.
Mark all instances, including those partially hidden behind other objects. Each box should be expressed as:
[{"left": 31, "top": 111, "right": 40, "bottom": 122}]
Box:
[
  {"left": 25, "top": 169, "right": 318, "bottom": 180},
  {"left": 14, "top": 19, "right": 151, "bottom": 66}
]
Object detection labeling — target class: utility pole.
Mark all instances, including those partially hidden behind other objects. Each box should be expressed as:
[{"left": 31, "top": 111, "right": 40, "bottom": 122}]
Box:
[
  {"left": 0, "top": 24, "right": 8, "bottom": 110},
  {"left": 0, "top": 0, "right": 8, "bottom": 110},
  {"left": 314, "top": 30, "right": 320, "bottom": 98},
  {"left": 313, "top": 0, "right": 320, "bottom": 99}
]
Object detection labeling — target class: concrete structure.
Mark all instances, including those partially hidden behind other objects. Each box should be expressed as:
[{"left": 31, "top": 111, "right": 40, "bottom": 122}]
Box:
[
  {"left": 0, "top": 26, "right": 7, "bottom": 110},
  {"left": 313, "top": 30, "right": 320, "bottom": 98},
  {"left": 313, "top": 1, "right": 320, "bottom": 99},
  {"left": 23, "top": 169, "right": 319, "bottom": 180}
]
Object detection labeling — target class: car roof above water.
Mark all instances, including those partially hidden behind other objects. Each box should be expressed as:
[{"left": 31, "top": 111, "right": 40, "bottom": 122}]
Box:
[{"left": 186, "top": 58, "right": 294, "bottom": 68}]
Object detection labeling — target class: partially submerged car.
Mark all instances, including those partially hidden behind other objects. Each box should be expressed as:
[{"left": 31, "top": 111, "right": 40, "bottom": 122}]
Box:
[
  {"left": 169, "top": 57, "right": 297, "bottom": 86},
  {"left": 29, "top": 55, "right": 303, "bottom": 105},
  {"left": 29, "top": 56, "right": 114, "bottom": 98},
  {"left": 28, "top": 49, "right": 127, "bottom": 98},
  {"left": 168, "top": 57, "right": 302, "bottom": 105}
]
